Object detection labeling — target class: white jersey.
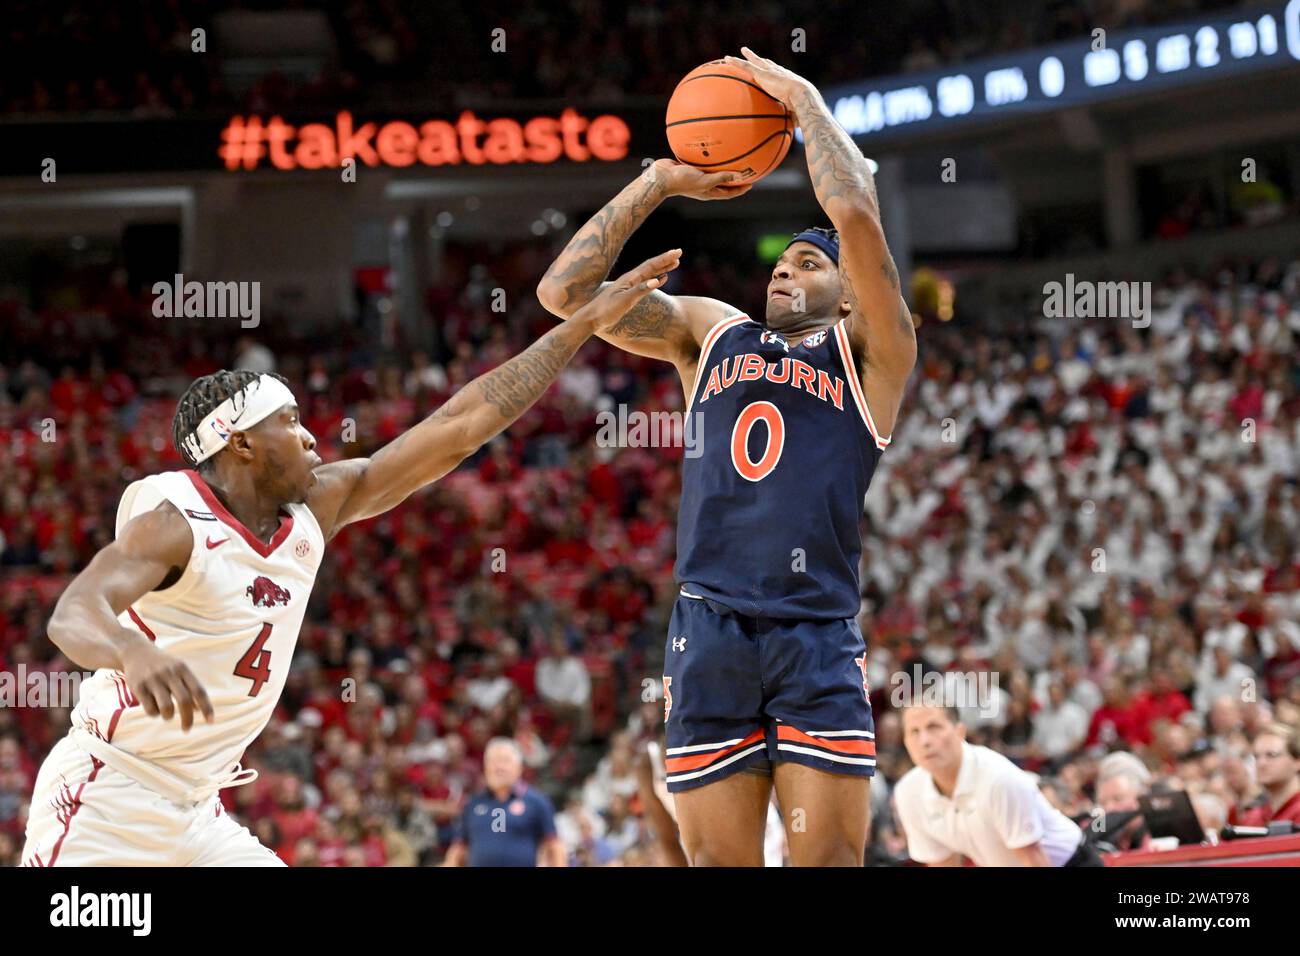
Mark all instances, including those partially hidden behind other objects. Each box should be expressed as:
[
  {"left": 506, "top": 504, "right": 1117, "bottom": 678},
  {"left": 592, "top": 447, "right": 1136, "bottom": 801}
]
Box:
[{"left": 70, "top": 469, "right": 324, "bottom": 804}]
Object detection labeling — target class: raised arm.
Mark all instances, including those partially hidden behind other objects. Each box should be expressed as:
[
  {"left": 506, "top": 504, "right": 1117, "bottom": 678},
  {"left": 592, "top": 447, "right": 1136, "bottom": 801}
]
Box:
[
  {"left": 48, "top": 503, "right": 215, "bottom": 729},
  {"left": 310, "top": 251, "right": 681, "bottom": 536},
  {"left": 536, "top": 160, "right": 749, "bottom": 366},
  {"left": 725, "top": 49, "right": 917, "bottom": 435}
]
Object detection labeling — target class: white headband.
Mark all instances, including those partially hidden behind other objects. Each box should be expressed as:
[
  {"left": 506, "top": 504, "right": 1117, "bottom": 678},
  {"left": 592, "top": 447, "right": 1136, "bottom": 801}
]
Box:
[{"left": 182, "top": 374, "right": 297, "bottom": 465}]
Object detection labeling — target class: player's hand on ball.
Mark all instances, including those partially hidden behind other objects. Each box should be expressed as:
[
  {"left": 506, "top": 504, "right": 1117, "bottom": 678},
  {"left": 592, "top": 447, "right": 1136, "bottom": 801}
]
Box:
[
  {"left": 573, "top": 248, "right": 683, "bottom": 332},
  {"left": 121, "top": 640, "right": 215, "bottom": 731},
  {"left": 648, "top": 159, "right": 753, "bottom": 201},
  {"left": 723, "top": 47, "right": 813, "bottom": 111}
]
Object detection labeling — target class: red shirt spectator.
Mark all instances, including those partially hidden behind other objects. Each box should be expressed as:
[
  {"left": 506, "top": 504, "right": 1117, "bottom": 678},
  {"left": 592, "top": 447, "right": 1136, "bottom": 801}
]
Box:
[
  {"left": 1132, "top": 676, "right": 1192, "bottom": 730},
  {"left": 1237, "top": 726, "right": 1300, "bottom": 829},
  {"left": 1235, "top": 791, "right": 1300, "bottom": 828}
]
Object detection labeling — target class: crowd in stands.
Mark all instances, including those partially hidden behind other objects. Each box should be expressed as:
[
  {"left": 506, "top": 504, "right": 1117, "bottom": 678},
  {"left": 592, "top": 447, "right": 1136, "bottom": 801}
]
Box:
[
  {"left": 2, "top": 0, "right": 1252, "bottom": 117},
  {"left": 1, "top": 236, "right": 1298, "bottom": 865},
  {"left": 857, "top": 253, "right": 1300, "bottom": 859}
]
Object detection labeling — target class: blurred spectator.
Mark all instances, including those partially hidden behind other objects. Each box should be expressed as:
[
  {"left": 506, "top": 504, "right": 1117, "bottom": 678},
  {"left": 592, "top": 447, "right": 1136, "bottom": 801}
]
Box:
[
  {"left": 445, "top": 738, "right": 564, "bottom": 867},
  {"left": 233, "top": 336, "right": 276, "bottom": 375},
  {"left": 535, "top": 633, "right": 592, "bottom": 739},
  {"left": 1032, "top": 680, "right": 1089, "bottom": 762},
  {"left": 1235, "top": 724, "right": 1300, "bottom": 827},
  {"left": 1095, "top": 752, "right": 1152, "bottom": 852}
]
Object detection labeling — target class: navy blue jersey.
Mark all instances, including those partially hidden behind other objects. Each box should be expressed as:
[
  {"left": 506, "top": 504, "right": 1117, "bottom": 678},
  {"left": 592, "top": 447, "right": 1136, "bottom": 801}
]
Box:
[{"left": 675, "top": 315, "right": 890, "bottom": 620}]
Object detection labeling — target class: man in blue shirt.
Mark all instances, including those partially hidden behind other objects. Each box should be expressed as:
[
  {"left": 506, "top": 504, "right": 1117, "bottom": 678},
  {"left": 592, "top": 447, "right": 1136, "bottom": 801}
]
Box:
[{"left": 445, "top": 738, "right": 566, "bottom": 867}]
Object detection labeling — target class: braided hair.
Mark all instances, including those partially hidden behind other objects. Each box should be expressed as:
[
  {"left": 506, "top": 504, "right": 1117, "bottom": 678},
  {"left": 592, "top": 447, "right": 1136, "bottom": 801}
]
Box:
[
  {"left": 799, "top": 225, "right": 839, "bottom": 245},
  {"left": 172, "top": 369, "right": 290, "bottom": 469}
]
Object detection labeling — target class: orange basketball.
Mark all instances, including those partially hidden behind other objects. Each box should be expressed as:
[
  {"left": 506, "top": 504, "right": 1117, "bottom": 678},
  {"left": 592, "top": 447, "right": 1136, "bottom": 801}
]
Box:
[{"left": 665, "top": 60, "right": 792, "bottom": 185}]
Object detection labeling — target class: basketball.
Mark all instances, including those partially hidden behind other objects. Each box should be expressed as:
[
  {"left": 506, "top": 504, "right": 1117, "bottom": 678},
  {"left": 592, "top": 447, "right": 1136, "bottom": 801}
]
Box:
[{"left": 665, "top": 60, "right": 792, "bottom": 185}]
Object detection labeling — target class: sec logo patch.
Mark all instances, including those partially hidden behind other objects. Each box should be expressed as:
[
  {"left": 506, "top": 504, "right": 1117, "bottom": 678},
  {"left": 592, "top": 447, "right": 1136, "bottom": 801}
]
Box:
[{"left": 295, "top": 539, "right": 310, "bottom": 558}]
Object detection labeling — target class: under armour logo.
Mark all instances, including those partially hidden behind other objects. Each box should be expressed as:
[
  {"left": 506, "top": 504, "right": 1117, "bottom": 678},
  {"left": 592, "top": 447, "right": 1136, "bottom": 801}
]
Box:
[{"left": 672, "top": 636, "right": 687, "bottom": 652}]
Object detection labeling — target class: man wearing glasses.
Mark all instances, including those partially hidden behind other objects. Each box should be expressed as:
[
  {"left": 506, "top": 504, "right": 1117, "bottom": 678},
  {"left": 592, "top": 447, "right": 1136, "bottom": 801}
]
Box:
[{"left": 1236, "top": 724, "right": 1300, "bottom": 827}]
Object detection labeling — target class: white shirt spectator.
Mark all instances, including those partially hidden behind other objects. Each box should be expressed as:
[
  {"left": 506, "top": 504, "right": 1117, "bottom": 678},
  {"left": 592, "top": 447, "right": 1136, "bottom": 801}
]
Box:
[
  {"left": 580, "top": 758, "right": 637, "bottom": 815},
  {"left": 560, "top": 364, "right": 603, "bottom": 408},
  {"left": 1193, "top": 660, "right": 1255, "bottom": 713},
  {"left": 464, "top": 674, "right": 513, "bottom": 712},
  {"left": 1200, "top": 619, "right": 1251, "bottom": 659},
  {"left": 1056, "top": 354, "right": 1092, "bottom": 394},
  {"left": 894, "top": 742, "right": 1084, "bottom": 867},
  {"left": 957, "top": 682, "right": 1010, "bottom": 733},
  {"left": 536, "top": 653, "right": 591, "bottom": 708},
  {"left": 233, "top": 340, "right": 276, "bottom": 374},
  {"left": 1069, "top": 677, "right": 1103, "bottom": 716},
  {"left": 1032, "top": 700, "right": 1090, "bottom": 759},
  {"left": 404, "top": 361, "right": 447, "bottom": 395}
]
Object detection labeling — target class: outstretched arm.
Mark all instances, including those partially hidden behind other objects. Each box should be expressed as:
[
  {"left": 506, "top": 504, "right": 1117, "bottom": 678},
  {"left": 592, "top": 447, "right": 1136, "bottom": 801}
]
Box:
[
  {"left": 726, "top": 49, "right": 916, "bottom": 434},
  {"left": 536, "top": 160, "right": 749, "bottom": 365},
  {"left": 309, "top": 250, "right": 681, "bottom": 537}
]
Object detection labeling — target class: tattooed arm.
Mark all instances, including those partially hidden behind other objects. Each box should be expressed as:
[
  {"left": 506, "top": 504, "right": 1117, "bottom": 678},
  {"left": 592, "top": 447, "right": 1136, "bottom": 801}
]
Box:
[
  {"left": 308, "top": 251, "right": 681, "bottom": 537},
  {"left": 536, "top": 160, "right": 750, "bottom": 367},
  {"left": 726, "top": 49, "right": 917, "bottom": 436}
]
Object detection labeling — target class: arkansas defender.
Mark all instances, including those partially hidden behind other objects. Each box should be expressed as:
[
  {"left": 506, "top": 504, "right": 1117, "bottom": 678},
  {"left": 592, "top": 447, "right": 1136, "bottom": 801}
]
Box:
[{"left": 22, "top": 251, "right": 679, "bottom": 867}]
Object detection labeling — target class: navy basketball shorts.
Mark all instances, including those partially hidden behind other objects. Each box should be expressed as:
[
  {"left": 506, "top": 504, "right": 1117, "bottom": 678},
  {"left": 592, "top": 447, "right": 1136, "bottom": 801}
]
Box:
[{"left": 662, "top": 590, "right": 877, "bottom": 793}]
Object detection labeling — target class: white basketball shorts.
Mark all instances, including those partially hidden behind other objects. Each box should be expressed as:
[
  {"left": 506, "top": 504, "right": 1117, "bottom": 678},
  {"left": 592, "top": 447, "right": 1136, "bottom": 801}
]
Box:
[{"left": 21, "top": 735, "right": 283, "bottom": 867}]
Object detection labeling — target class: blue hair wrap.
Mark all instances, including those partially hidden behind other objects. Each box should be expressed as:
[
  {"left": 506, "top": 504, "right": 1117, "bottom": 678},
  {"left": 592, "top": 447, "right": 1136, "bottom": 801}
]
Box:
[{"left": 786, "top": 229, "right": 839, "bottom": 265}]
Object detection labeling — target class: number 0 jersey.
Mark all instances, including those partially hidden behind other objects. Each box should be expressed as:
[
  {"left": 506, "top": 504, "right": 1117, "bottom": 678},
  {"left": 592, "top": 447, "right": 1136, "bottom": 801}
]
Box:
[
  {"left": 675, "top": 314, "right": 890, "bottom": 620},
  {"left": 70, "top": 469, "right": 324, "bottom": 802}
]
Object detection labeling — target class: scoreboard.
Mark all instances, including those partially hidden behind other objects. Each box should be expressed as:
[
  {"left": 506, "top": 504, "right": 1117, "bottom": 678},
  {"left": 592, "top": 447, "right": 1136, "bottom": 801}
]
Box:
[{"left": 815, "top": 1, "right": 1300, "bottom": 145}]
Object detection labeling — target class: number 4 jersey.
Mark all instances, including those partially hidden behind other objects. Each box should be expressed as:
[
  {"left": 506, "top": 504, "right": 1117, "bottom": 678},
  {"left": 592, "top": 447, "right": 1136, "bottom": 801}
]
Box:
[
  {"left": 675, "top": 315, "right": 890, "bottom": 621},
  {"left": 70, "top": 469, "right": 324, "bottom": 801}
]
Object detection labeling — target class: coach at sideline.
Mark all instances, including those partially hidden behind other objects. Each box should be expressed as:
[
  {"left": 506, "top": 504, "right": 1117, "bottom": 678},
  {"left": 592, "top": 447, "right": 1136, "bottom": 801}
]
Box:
[
  {"left": 445, "top": 738, "right": 567, "bottom": 867},
  {"left": 893, "top": 706, "right": 1104, "bottom": 867}
]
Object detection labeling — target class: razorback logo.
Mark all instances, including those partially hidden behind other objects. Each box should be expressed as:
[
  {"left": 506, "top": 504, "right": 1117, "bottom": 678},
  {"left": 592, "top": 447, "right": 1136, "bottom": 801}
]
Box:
[{"left": 246, "top": 576, "right": 291, "bottom": 608}]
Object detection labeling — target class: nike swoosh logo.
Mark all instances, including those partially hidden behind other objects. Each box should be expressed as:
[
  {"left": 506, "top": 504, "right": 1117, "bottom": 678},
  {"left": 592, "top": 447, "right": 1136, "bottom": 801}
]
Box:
[{"left": 206, "top": 536, "right": 230, "bottom": 549}]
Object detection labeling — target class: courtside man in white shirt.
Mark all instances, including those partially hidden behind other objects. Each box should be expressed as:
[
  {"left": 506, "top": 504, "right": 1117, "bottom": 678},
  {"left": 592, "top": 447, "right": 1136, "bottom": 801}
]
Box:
[{"left": 893, "top": 706, "right": 1101, "bottom": 867}]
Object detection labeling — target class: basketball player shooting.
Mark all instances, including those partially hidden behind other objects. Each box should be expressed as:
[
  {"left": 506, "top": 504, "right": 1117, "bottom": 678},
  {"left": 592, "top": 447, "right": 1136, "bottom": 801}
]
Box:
[
  {"left": 21, "top": 250, "right": 680, "bottom": 867},
  {"left": 537, "top": 48, "right": 916, "bottom": 866}
]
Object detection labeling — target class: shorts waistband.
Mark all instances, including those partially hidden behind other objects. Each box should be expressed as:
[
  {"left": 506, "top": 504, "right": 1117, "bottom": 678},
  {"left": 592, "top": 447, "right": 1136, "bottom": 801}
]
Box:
[{"left": 69, "top": 727, "right": 258, "bottom": 807}]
